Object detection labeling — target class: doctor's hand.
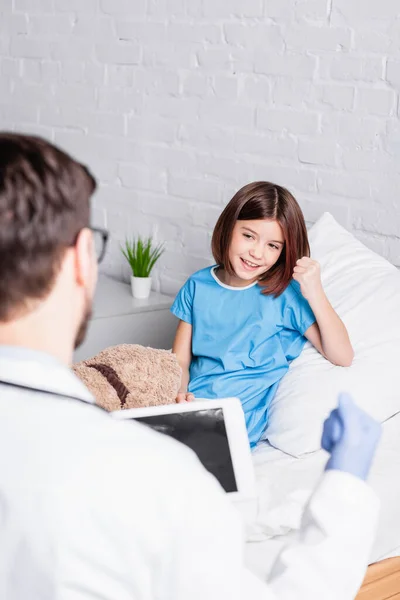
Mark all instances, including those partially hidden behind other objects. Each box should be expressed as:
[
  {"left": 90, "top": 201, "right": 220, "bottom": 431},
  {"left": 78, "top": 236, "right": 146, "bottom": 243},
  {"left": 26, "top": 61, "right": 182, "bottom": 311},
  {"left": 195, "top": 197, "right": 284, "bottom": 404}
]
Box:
[
  {"left": 176, "top": 392, "right": 195, "bottom": 403},
  {"left": 322, "top": 392, "right": 382, "bottom": 482}
]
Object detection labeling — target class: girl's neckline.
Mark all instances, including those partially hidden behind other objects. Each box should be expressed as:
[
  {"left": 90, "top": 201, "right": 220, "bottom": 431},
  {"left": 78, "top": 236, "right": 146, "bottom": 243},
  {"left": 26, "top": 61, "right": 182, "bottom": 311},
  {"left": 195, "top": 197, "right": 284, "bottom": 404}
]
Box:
[{"left": 210, "top": 266, "right": 258, "bottom": 291}]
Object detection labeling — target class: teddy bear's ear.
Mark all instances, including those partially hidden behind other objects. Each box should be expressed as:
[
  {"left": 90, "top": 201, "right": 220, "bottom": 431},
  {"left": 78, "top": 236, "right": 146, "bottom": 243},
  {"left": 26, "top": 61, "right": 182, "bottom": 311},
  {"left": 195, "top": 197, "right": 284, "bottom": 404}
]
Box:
[
  {"left": 73, "top": 344, "right": 182, "bottom": 411},
  {"left": 72, "top": 363, "right": 121, "bottom": 411}
]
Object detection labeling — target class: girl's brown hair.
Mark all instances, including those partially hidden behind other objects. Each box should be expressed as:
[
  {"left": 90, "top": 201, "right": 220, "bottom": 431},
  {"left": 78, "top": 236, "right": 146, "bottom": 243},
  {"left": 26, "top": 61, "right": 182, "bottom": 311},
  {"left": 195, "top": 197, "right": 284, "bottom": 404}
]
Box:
[{"left": 211, "top": 181, "right": 309, "bottom": 296}]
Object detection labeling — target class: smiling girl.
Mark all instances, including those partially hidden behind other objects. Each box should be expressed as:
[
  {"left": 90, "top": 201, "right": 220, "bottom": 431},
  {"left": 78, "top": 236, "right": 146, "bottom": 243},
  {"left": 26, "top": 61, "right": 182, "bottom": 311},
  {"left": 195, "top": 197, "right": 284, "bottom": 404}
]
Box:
[{"left": 171, "top": 181, "right": 353, "bottom": 447}]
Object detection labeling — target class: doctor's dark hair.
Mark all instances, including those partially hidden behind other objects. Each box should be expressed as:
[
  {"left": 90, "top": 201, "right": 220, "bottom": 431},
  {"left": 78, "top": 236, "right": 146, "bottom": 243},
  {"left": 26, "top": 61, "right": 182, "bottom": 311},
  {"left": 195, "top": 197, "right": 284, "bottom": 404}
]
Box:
[
  {"left": 211, "top": 181, "right": 310, "bottom": 297},
  {"left": 0, "top": 132, "right": 96, "bottom": 321}
]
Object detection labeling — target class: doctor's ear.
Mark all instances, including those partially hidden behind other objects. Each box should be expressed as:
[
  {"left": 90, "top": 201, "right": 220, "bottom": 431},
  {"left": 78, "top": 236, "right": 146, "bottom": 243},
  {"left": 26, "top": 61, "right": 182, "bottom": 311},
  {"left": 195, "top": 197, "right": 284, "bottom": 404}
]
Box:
[{"left": 73, "top": 227, "right": 97, "bottom": 289}]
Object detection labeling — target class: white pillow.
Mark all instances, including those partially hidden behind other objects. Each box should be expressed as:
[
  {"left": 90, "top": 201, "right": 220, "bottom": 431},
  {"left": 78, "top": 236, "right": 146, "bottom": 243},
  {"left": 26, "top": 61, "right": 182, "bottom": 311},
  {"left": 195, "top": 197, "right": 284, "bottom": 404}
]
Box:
[{"left": 266, "top": 212, "right": 400, "bottom": 457}]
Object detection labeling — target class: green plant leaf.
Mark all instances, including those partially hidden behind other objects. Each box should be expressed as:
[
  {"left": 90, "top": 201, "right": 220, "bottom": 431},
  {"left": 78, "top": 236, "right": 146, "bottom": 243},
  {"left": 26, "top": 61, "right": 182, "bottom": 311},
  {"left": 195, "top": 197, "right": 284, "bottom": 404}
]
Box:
[{"left": 121, "top": 235, "right": 165, "bottom": 277}]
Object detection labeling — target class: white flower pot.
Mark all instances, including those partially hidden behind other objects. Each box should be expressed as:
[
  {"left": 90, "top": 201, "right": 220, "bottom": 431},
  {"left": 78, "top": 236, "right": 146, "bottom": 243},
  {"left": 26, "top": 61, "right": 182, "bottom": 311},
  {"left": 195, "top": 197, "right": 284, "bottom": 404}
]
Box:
[{"left": 130, "top": 275, "right": 152, "bottom": 299}]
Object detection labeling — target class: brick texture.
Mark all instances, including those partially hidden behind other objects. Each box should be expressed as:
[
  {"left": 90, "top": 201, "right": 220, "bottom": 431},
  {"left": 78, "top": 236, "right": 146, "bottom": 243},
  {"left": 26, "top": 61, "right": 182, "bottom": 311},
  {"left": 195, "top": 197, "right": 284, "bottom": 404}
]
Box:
[{"left": 0, "top": 0, "right": 399, "bottom": 293}]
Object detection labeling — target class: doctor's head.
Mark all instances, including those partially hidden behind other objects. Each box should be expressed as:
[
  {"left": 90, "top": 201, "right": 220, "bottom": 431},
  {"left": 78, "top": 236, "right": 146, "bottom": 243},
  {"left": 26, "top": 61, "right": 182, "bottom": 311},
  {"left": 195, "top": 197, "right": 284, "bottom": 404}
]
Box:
[{"left": 0, "top": 133, "right": 106, "bottom": 361}]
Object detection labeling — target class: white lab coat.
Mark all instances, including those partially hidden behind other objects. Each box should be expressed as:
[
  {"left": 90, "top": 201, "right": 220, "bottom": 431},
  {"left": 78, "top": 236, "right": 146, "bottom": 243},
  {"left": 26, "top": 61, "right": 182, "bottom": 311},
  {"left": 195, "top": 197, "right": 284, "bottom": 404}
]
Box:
[{"left": 0, "top": 353, "right": 379, "bottom": 600}]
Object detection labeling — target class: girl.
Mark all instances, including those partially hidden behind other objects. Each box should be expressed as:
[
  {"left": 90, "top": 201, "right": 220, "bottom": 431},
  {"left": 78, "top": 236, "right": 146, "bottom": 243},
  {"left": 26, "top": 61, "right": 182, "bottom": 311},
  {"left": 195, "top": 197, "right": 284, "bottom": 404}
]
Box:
[{"left": 171, "top": 182, "right": 353, "bottom": 448}]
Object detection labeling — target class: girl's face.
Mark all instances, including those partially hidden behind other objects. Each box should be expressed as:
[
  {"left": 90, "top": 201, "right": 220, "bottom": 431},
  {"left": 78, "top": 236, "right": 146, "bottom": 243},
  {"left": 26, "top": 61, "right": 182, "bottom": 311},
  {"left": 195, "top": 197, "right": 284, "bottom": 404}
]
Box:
[{"left": 228, "top": 218, "right": 284, "bottom": 284}]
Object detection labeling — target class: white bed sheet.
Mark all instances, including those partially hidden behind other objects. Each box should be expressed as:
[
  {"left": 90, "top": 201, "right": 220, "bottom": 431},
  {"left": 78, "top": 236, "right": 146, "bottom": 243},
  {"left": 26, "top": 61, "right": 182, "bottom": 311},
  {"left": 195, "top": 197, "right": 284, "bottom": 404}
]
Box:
[{"left": 244, "top": 412, "right": 400, "bottom": 580}]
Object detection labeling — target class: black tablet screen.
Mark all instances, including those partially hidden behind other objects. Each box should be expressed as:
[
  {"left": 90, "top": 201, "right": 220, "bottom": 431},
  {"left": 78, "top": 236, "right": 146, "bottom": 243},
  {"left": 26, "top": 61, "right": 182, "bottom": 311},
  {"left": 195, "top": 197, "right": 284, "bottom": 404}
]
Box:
[{"left": 135, "top": 407, "right": 238, "bottom": 493}]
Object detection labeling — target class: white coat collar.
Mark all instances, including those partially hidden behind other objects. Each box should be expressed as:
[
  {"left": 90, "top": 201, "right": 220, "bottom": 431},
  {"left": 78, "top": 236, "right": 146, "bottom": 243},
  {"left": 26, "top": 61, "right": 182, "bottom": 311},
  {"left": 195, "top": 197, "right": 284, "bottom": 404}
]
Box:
[{"left": 0, "top": 347, "right": 94, "bottom": 404}]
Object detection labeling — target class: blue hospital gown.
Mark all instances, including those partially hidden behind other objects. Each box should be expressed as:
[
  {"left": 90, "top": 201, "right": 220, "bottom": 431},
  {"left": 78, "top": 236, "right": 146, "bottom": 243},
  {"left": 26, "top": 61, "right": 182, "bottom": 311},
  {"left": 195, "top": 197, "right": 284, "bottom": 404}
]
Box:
[{"left": 171, "top": 266, "right": 316, "bottom": 447}]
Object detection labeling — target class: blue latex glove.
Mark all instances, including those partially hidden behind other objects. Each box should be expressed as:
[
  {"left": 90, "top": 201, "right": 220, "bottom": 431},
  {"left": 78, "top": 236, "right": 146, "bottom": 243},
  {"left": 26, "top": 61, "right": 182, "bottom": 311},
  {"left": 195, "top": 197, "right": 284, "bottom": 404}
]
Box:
[{"left": 322, "top": 392, "right": 382, "bottom": 481}]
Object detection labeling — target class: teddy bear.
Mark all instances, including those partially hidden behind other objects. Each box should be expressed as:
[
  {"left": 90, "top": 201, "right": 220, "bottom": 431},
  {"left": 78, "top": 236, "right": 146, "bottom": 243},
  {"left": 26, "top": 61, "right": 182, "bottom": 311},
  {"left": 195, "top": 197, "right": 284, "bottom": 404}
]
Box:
[{"left": 73, "top": 344, "right": 182, "bottom": 411}]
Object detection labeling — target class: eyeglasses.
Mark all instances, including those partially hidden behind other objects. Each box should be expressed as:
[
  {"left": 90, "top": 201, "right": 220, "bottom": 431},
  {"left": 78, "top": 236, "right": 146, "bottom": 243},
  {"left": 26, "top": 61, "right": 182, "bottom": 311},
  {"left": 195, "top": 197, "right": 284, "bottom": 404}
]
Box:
[{"left": 91, "top": 226, "right": 109, "bottom": 263}]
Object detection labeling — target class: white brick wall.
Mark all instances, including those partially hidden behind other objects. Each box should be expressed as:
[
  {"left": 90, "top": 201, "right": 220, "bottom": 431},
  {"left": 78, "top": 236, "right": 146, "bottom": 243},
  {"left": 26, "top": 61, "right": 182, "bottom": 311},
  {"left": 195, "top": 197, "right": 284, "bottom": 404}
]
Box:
[{"left": 0, "top": 0, "right": 400, "bottom": 294}]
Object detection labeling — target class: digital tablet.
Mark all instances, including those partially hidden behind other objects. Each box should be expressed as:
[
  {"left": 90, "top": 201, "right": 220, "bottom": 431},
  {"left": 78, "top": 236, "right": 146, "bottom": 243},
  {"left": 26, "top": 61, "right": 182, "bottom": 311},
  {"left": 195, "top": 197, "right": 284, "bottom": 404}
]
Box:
[{"left": 112, "top": 397, "right": 256, "bottom": 500}]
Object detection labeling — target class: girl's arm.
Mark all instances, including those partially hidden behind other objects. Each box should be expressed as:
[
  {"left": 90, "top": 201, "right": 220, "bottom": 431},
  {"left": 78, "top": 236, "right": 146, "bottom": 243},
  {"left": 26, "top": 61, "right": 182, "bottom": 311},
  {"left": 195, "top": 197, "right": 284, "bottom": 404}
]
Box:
[
  {"left": 293, "top": 257, "right": 354, "bottom": 367},
  {"left": 172, "top": 320, "right": 195, "bottom": 403}
]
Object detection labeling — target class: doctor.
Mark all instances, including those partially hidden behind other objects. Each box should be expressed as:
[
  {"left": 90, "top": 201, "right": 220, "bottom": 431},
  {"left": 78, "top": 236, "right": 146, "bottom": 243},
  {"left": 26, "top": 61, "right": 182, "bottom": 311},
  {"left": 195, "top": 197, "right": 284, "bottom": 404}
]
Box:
[{"left": 0, "top": 132, "right": 381, "bottom": 600}]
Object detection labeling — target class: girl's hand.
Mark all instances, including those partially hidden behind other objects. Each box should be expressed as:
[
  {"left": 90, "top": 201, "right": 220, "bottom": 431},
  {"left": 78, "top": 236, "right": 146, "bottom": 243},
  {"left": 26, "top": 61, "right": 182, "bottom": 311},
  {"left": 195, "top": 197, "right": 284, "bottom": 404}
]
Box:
[
  {"left": 293, "top": 257, "right": 323, "bottom": 301},
  {"left": 176, "top": 392, "right": 195, "bottom": 403}
]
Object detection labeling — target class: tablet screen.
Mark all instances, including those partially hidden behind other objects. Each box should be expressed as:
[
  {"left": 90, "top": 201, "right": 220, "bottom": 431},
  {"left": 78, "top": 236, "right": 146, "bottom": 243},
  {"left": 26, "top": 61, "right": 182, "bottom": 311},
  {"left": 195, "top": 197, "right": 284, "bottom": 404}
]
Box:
[{"left": 134, "top": 407, "right": 238, "bottom": 493}]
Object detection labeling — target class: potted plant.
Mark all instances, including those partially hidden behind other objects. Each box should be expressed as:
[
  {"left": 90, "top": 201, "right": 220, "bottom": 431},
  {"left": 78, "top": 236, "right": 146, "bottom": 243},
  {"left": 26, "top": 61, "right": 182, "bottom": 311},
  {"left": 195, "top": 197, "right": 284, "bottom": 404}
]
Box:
[{"left": 122, "top": 236, "right": 165, "bottom": 299}]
